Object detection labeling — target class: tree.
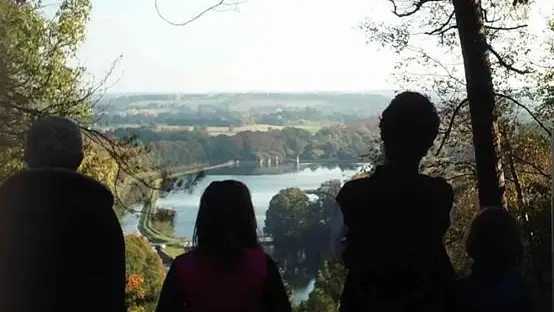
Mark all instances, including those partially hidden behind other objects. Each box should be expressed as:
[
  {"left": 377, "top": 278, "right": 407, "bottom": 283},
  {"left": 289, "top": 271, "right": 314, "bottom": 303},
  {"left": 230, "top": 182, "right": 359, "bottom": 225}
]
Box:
[
  {"left": 125, "top": 234, "right": 165, "bottom": 312},
  {"left": 265, "top": 181, "right": 343, "bottom": 288},
  {"left": 264, "top": 188, "right": 311, "bottom": 272},
  {"left": 295, "top": 260, "right": 347, "bottom": 312},
  {"left": 362, "top": 0, "right": 552, "bottom": 209},
  {"left": 0, "top": 0, "right": 94, "bottom": 177},
  {"left": 0, "top": 0, "right": 160, "bottom": 217},
  {"left": 451, "top": 0, "right": 506, "bottom": 208},
  {"left": 362, "top": 3, "right": 552, "bottom": 308}
]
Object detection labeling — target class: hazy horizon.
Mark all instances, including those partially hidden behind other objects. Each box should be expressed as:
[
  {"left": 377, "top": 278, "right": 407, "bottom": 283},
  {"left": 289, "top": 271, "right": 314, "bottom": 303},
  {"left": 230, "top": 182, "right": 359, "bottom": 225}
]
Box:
[
  {"left": 79, "top": 0, "right": 399, "bottom": 93},
  {"left": 102, "top": 90, "right": 397, "bottom": 95},
  {"left": 78, "top": 0, "right": 552, "bottom": 94}
]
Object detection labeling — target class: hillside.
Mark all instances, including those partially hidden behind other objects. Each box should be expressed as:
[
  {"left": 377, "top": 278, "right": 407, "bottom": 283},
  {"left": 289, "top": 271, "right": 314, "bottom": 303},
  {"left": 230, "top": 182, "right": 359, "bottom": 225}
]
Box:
[{"left": 96, "top": 92, "right": 392, "bottom": 116}]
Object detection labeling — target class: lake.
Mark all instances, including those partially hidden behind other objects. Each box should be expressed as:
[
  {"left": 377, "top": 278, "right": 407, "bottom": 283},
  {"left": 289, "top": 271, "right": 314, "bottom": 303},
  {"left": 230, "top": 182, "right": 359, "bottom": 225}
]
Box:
[{"left": 123, "top": 163, "right": 362, "bottom": 303}]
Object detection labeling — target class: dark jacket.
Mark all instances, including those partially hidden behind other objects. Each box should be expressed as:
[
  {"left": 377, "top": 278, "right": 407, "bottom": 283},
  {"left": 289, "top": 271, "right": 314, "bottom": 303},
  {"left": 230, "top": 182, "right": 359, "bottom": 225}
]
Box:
[
  {"left": 454, "top": 266, "right": 535, "bottom": 312},
  {"left": 156, "top": 248, "right": 292, "bottom": 312},
  {"left": 336, "top": 165, "right": 456, "bottom": 312},
  {"left": 0, "top": 168, "right": 126, "bottom": 312}
]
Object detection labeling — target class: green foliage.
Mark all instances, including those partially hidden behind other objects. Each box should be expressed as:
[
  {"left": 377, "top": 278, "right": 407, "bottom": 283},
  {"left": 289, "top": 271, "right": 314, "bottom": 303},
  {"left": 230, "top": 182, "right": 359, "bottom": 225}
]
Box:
[
  {"left": 0, "top": 1, "right": 154, "bottom": 219},
  {"left": 0, "top": 0, "right": 90, "bottom": 177},
  {"left": 150, "top": 208, "right": 177, "bottom": 237},
  {"left": 125, "top": 234, "right": 165, "bottom": 312},
  {"left": 113, "top": 125, "right": 378, "bottom": 168},
  {"left": 295, "top": 260, "right": 346, "bottom": 312},
  {"left": 265, "top": 180, "right": 342, "bottom": 286},
  {"left": 98, "top": 92, "right": 390, "bottom": 128}
]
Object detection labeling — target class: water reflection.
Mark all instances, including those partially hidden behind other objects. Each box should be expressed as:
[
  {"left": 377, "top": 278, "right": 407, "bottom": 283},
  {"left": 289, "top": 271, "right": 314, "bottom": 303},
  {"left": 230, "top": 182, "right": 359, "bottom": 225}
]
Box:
[{"left": 122, "top": 163, "right": 364, "bottom": 303}]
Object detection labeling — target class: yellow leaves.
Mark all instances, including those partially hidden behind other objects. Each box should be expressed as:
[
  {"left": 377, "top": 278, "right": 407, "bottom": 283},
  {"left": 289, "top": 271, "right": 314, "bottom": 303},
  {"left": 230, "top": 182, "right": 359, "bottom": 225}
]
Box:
[{"left": 78, "top": 139, "right": 119, "bottom": 190}]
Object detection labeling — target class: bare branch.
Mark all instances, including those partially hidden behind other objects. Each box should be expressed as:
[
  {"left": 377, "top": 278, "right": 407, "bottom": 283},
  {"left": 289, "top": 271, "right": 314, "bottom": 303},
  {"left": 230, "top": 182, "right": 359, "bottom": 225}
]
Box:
[
  {"left": 511, "top": 154, "right": 551, "bottom": 179},
  {"left": 155, "top": 0, "right": 228, "bottom": 27},
  {"left": 485, "top": 24, "right": 527, "bottom": 31},
  {"left": 427, "top": 25, "right": 457, "bottom": 36},
  {"left": 495, "top": 93, "right": 552, "bottom": 136},
  {"left": 404, "top": 45, "right": 466, "bottom": 86},
  {"left": 445, "top": 173, "right": 475, "bottom": 181},
  {"left": 425, "top": 10, "right": 456, "bottom": 35},
  {"left": 487, "top": 44, "right": 531, "bottom": 75},
  {"left": 435, "top": 98, "right": 469, "bottom": 156},
  {"left": 389, "top": 0, "right": 443, "bottom": 17}
]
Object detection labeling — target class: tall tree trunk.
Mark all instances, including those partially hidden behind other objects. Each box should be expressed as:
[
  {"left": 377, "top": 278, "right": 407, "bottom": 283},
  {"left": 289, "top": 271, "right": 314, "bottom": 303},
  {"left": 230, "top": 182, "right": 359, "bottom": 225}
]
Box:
[{"left": 452, "top": 0, "right": 506, "bottom": 209}]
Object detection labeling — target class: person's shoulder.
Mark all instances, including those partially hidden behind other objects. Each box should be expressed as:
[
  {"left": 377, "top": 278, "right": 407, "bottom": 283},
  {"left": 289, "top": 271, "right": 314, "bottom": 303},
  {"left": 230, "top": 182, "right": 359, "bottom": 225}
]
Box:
[
  {"left": 64, "top": 169, "right": 112, "bottom": 195},
  {"left": 172, "top": 250, "right": 199, "bottom": 268},
  {"left": 5, "top": 168, "right": 111, "bottom": 196},
  {"left": 418, "top": 174, "right": 452, "bottom": 188},
  {"left": 418, "top": 174, "right": 454, "bottom": 197},
  {"left": 338, "top": 176, "right": 373, "bottom": 197}
]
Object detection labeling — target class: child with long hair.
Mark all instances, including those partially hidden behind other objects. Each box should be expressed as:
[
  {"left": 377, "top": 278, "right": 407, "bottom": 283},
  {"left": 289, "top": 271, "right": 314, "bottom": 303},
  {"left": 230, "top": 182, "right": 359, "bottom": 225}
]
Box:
[
  {"left": 455, "top": 207, "right": 535, "bottom": 312},
  {"left": 156, "top": 180, "right": 291, "bottom": 312}
]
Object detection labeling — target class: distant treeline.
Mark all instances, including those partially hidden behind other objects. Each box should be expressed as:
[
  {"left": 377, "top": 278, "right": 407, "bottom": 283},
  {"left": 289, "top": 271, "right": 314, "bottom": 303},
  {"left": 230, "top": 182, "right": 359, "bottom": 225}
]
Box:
[
  {"left": 111, "top": 125, "right": 378, "bottom": 167},
  {"left": 97, "top": 92, "right": 392, "bottom": 128},
  {"left": 100, "top": 107, "right": 379, "bottom": 128}
]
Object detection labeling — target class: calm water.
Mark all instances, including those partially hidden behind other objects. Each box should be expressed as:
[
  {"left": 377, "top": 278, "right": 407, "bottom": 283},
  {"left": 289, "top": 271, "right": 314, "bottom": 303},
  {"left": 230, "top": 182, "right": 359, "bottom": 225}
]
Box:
[
  {"left": 157, "top": 165, "right": 359, "bottom": 238},
  {"left": 123, "top": 164, "right": 361, "bottom": 303}
]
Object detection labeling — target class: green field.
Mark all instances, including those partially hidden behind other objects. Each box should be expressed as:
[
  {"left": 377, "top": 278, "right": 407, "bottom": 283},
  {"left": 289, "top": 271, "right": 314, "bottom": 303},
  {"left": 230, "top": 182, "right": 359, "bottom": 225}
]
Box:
[
  {"left": 165, "top": 244, "right": 185, "bottom": 258},
  {"left": 116, "top": 123, "right": 324, "bottom": 136}
]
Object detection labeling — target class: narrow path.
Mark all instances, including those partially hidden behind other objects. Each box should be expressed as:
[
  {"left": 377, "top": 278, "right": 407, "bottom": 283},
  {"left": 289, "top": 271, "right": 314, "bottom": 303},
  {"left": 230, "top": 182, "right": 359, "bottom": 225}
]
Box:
[{"left": 134, "top": 161, "right": 236, "bottom": 255}]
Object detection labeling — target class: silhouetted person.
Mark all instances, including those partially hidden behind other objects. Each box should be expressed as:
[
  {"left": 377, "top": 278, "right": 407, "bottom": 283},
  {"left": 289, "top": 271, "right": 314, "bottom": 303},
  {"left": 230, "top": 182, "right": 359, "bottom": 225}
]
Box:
[
  {"left": 332, "top": 92, "right": 456, "bottom": 311},
  {"left": 0, "top": 117, "right": 125, "bottom": 312},
  {"left": 455, "top": 207, "right": 534, "bottom": 312},
  {"left": 156, "top": 180, "right": 291, "bottom": 312}
]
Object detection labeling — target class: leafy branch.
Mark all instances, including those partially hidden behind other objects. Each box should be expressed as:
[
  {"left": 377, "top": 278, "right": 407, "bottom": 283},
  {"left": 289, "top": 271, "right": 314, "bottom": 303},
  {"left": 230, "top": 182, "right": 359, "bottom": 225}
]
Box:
[
  {"left": 495, "top": 93, "right": 552, "bottom": 136},
  {"left": 425, "top": 10, "right": 455, "bottom": 35},
  {"left": 487, "top": 44, "right": 531, "bottom": 75},
  {"left": 435, "top": 98, "right": 469, "bottom": 156}
]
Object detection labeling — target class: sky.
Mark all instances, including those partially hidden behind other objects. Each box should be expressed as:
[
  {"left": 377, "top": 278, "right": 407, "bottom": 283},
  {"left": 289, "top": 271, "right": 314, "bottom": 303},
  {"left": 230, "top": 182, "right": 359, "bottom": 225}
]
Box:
[
  {"left": 78, "top": 0, "right": 399, "bottom": 93},
  {"left": 77, "top": 0, "right": 553, "bottom": 94}
]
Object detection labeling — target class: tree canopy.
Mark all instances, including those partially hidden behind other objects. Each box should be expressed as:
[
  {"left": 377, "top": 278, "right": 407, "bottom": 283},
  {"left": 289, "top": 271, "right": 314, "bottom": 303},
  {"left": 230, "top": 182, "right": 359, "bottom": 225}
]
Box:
[{"left": 125, "top": 234, "right": 166, "bottom": 312}]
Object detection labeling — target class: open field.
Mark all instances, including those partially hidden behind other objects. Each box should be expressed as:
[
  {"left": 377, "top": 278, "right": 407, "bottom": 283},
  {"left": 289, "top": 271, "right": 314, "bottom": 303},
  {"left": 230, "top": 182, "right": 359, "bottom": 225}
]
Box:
[
  {"left": 165, "top": 244, "right": 185, "bottom": 258},
  {"left": 111, "top": 123, "right": 324, "bottom": 135}
]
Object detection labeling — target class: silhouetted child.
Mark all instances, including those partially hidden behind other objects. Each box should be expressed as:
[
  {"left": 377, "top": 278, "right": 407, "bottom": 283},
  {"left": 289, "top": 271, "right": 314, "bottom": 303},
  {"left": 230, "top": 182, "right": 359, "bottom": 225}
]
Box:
[
  {"left": 333, "top": 91, "right": 456, "bottom": 311},
  {"left": 156, "top": 180, "right": 291, "bottom": 312},
  {"left": 455, "top": 207, "right": 534, "bottom": 312}
]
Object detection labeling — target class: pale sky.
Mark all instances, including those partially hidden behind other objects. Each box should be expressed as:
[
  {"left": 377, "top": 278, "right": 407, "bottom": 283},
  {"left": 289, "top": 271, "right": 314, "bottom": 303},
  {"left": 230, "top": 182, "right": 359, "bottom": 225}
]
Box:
[
  {"left": 78, "top": 0, "right": 399, "bottom": 93},
  {"left": 77, "top": 0, "right": 553, "bottom": 93}
]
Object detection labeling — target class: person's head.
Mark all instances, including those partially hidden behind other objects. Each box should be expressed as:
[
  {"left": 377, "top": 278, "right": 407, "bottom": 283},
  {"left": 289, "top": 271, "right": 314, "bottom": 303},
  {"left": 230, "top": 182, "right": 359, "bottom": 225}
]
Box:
[
  {"left": 193, "top": 180, "right": 260, "bottom": 267},
  {"left": 379, "top": 91, "right": 440, "bottom": 165},
  {"left": 466, "top": 207, "right": 523, "bottom": 272},
  {"left": 24, "top": 116, "right": 84, "bottom": 171}
]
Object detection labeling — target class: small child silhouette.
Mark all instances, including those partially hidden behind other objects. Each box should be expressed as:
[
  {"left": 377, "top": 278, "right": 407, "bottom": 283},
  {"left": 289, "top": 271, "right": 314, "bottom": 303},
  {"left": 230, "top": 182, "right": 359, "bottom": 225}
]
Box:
[{"left": 455, "top": 207, "right": 535, "bottom": 312}]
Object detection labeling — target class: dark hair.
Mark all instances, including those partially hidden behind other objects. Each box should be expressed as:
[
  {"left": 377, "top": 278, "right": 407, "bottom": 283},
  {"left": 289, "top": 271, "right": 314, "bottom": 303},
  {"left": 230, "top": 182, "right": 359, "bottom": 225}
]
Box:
[
  {"left": 379, "top": 91, "right": 440, "bottom": 162},
  {"left": 193, "top": 180, "right": 261, "bottom": 268},
  {"left": 24, "top": 116, "right": 84, "bottom": 170},
  {"left": 466, "top": 207, "right": 523, "bottom": 272}
]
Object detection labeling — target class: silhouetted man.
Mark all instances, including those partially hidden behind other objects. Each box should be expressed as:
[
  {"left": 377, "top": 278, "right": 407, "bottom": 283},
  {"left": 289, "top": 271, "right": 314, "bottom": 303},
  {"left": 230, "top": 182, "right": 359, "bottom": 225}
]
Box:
[
  {"left": 0, "top": 117, "right": 126, "bottom": 312},
  {"left": 332, "top": 92, "right": 456, "bottom": 311}
]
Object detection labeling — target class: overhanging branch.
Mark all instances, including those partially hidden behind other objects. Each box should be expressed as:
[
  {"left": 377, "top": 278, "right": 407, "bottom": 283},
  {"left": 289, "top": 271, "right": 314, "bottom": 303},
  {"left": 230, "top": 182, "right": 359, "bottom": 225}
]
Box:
[
  {"left": 155, "top": 0, "right": 228, "bottom": 27},
  {"left": 495, "top": 93, "right": 552, "bottom": 137},
  {"left": 435, "top": 98, "right": 469, "bottom": 156},
  {"left": 425, "top": 10, "right": 456, "bottom": 35},
  {"left": 487, "top": 44, "right": 531, "bottom": 75},
  {"left": 485, "top": 24, "right": 527, "bottom": 31},
  {"left": 389, "top": 0, "right": 443, "bottom": 17}
]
